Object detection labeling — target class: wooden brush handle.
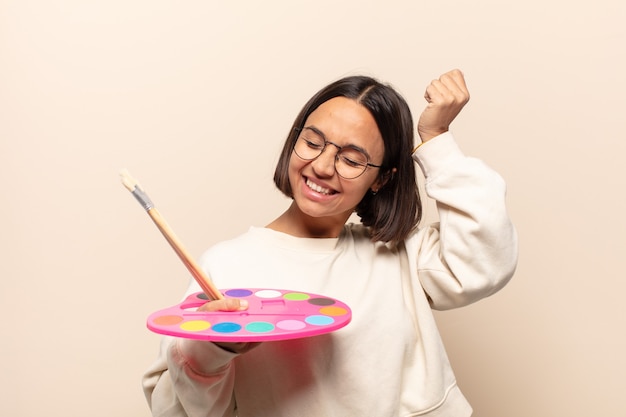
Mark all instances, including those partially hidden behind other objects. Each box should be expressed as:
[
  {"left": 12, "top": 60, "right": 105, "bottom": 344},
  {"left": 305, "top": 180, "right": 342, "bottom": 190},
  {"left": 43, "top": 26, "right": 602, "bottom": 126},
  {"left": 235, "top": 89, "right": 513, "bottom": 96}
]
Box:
[{"left": 147, "top": 208, "right": 224, "bottom": 301}]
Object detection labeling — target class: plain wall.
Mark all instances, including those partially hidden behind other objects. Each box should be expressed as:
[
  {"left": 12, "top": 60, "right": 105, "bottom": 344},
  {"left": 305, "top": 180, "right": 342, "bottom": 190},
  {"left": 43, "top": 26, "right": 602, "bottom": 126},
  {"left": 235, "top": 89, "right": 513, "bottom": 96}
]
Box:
[{"left": 1, "top": 1, "right": 624, "bottom": 416}]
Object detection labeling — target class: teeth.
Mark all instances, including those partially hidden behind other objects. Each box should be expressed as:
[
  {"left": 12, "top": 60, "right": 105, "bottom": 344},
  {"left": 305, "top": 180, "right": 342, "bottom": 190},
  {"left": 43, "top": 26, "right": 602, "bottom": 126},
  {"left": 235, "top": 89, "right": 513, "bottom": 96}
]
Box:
[{"left": 306, "top": 178, "right": 332, "bottom": 195}]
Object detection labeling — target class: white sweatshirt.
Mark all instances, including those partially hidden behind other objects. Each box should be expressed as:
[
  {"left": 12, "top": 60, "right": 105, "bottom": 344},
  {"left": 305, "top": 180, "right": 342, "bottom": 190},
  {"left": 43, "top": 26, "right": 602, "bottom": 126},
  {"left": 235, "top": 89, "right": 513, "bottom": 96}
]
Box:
[{"left": 142, "top": 132, "right": 518, "bottom": 417}]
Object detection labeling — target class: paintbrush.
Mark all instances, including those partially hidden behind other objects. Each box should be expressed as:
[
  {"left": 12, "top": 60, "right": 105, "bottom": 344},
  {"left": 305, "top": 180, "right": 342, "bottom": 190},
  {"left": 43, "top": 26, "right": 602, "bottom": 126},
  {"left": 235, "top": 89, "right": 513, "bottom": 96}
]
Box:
[{"left": 120, "top": 169, "right": 224, "bottom": 301}]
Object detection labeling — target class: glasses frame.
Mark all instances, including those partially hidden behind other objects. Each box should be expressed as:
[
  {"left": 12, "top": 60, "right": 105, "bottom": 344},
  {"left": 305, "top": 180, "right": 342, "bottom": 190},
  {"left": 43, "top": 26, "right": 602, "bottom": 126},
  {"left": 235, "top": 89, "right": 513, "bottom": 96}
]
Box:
[{"left": 293, "top": 127, "right": 383, "bottom": 179}]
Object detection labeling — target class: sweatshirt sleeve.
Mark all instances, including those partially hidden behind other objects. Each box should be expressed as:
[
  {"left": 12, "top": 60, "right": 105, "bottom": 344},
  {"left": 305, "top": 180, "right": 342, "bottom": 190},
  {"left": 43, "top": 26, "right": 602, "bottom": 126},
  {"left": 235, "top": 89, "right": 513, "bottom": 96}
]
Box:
[
  {"left": 142, "top": 335, "right": 239, "bottom": 417},
  {"left": 409, "top": 132, "right": 518, "bottom": 310}
]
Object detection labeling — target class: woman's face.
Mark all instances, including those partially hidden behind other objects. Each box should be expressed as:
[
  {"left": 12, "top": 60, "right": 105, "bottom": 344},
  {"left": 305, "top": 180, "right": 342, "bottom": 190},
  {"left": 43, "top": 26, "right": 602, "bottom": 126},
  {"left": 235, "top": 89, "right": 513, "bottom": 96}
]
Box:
[{"left": 288, "top": 96, "right": 385, "bottom": 223}]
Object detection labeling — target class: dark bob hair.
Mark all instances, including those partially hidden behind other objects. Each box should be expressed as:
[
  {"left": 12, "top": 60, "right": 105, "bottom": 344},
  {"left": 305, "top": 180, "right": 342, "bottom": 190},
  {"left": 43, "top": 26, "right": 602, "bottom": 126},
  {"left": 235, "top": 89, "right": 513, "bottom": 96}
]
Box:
[{"left": 273, "top": 75, "right": 421, "bottom": 245}]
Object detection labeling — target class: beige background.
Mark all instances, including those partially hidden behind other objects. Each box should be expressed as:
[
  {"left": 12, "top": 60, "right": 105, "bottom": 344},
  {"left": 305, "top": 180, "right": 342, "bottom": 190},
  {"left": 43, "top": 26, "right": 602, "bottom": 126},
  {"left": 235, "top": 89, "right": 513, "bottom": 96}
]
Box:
[{"left": 1, "top": 1, "right": 624, "bottom": 416}]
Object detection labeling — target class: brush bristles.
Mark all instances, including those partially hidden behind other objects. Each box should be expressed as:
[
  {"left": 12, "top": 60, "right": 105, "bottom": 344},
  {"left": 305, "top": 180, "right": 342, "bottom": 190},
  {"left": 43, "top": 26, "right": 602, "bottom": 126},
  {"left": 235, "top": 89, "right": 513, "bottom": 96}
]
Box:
[{"left": 120, "top": 169, "right": 140, "bottom": 192}]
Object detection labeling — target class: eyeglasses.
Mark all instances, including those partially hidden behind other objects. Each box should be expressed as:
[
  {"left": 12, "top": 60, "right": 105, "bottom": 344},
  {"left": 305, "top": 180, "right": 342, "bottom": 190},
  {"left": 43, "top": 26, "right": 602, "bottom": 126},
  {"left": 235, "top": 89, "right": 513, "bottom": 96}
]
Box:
[{"left": 293, "top": 127, "right": 382, "bottom": 179}]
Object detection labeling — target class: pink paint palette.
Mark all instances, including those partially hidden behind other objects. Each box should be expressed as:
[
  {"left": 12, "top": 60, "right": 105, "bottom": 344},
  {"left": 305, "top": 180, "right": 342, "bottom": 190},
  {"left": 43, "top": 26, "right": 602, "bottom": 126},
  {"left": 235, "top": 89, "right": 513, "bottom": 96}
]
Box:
[{"left": 147, "top": 288, "right": 352, "bottom": 342}]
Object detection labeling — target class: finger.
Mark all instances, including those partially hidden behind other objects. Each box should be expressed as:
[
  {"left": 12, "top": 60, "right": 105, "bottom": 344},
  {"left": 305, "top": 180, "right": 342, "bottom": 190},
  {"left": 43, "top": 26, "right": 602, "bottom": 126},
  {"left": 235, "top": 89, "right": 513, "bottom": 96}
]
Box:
[
  {"left": 425, "top": 79, "right": 455, "bottom": 105},
  {"left": 448, "top": 69, "right": 468, "bottom": 91},
  {"left": 439, "top": 70, "right": 470, "bottom": 102},
  {"left": 215, "top": 341, "right": 261, "bottom": 354},
  {"left": 428, "top": 78, "right": 468, "bottom": 110},
  {"left": 424, "top": 80, "right": 447, "bottom": 104},
  {"left": 440, "top": 69, "right": 466, "bottom": 88},
  {"left": 197, "top": 298, "right": 249, "bottom": 312}
]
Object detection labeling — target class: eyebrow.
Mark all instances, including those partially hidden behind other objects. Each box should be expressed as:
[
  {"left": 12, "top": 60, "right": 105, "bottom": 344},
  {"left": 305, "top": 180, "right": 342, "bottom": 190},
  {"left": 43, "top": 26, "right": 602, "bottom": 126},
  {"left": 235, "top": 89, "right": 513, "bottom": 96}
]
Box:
[{"left": 302, "top": 125, "right": 373, "bottom": 160}]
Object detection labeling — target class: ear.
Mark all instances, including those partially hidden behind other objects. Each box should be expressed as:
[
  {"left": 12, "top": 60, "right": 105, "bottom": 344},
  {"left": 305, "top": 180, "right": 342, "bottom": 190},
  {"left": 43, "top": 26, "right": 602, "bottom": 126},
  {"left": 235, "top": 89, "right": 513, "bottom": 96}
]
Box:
[{"left": 370, "top": 167, "right": 397, "bottom": 193}]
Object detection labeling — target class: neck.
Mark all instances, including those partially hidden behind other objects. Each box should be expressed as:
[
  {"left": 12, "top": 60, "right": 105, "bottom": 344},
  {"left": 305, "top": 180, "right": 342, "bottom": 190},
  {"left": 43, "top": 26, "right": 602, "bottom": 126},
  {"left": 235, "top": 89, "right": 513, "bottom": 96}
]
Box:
[{"left": 266, "top": 201, "right": 351, "bottom": 238}]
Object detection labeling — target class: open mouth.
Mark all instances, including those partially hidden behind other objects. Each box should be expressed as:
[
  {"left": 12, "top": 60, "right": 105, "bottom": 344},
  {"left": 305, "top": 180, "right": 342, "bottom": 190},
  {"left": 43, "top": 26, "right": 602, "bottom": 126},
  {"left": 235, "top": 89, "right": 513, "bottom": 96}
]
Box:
[{"left": 305, "top": 177, "right": 337, "bottom": 195}]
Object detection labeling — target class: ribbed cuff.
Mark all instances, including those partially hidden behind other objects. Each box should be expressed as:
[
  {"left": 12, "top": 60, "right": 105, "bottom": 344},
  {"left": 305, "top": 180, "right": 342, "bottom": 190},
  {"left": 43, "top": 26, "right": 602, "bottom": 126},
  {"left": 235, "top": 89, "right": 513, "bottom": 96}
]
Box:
[
  {"left": 412, "top": 132, "right": 464, "bottom": 181},
  {"left": 173, "top": 339, "right": 238, "bottom": 376}
]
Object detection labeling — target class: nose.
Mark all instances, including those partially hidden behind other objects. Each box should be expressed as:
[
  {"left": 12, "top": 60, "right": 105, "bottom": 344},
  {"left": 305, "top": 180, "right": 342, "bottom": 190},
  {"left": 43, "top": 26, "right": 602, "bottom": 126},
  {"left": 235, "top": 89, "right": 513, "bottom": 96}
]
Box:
[{"left": 311, "top": 143, "right": 339, "bottom": 177}]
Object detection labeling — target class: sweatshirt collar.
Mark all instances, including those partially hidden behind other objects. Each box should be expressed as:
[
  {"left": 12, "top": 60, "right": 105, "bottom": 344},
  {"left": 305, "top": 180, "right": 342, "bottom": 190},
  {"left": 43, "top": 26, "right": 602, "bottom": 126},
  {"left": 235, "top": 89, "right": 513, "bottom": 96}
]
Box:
[{"left": 248, "top": 226, "right": 342, "bottom": 252}]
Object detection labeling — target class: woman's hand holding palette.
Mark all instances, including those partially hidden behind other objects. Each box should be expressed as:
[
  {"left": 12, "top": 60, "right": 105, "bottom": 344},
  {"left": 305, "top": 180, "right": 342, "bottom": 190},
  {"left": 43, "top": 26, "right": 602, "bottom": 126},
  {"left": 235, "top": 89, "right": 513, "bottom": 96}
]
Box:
[{"left": 148, "top": 288, "right": 352, "bottom": 342}]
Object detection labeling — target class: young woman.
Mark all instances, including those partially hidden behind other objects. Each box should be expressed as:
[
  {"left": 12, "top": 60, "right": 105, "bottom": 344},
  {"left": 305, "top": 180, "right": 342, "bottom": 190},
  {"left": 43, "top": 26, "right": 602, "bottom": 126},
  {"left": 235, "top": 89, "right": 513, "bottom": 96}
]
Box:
[{"left": 143, "top": 69, "right": 518, "bottom": 416}]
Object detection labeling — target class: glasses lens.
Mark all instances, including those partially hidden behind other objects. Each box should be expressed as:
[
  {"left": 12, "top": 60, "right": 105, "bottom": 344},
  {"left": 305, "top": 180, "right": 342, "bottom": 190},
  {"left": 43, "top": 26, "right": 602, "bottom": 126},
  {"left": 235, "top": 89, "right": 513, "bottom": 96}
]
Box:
[
  {"left": 336, "top": 148, "right": 368, "bottom": 179},
  {"left": 293, "top": 131, "right": 372, "bottom": 179},
  {"left": 294, "top": 135, "right": 324, "bottom": 160}
]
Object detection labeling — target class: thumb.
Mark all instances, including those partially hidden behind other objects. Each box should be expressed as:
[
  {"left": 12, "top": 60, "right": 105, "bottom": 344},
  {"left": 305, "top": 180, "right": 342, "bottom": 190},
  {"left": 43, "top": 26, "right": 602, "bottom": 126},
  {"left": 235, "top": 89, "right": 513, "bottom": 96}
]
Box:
[{"left": 198, "top": 298, "right": 249, "bottom": 312}]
